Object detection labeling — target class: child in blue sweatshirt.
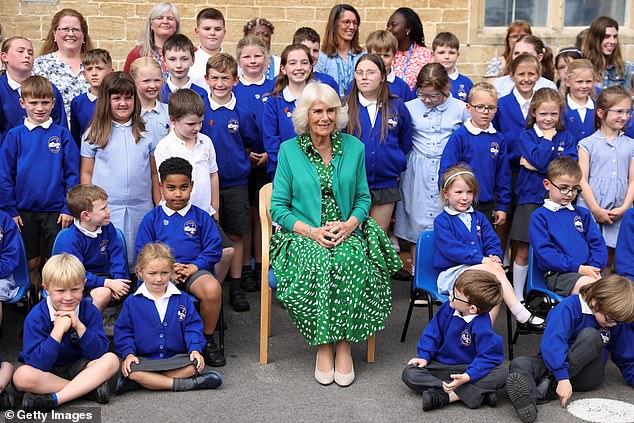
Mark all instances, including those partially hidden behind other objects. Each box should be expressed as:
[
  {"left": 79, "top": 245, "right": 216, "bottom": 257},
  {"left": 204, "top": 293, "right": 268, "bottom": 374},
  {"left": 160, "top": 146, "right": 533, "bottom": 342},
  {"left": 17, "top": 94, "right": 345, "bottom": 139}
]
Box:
[
  {"left": 615, "top": 208, "right": 634, "bottom": 279},
  {"left": 0, "top": 37, "right": 67, "bottom": 139},
  {"left": 159, "top": 34, "right": 208, "bottom": 103},
  {"left": 0, "top": 76, "right": 80, "bottom": 290},
  {"left": 562, "top": 59, "right": 596, "bottom": 146},
  {"left": 507, "top": 275, "right": 634, "bottom": 423},
  {"left": 201, "top": 53, "right": 258, "bottom": 313},
  {"left": 365, "top": 31, "right": 415, "bottom": 102},
  {"left": 440, "top": 82, "right": 511, "bottom": 226},
  {"left": 135, "top": 158, "right": 225, "bottom": 367},
  {"left": 529, "top": 157, "right": 608, "bottom": 297},
  {"left": 345, "top": 53, "right": 412, "bottom": 232},
  {"left": 0, "top": 209, "right": 21, "bottom": 325},
  {"left": 114, "top": 243, "right": 222, "bottom": 394},
  {"left": 434, "top": 166, "right": 544, "bottom": 332},
  {"left": 402, "top": 269, "right": 507, "bottom": 411},
  {"left": 55, "top": 184, "right": 130, "bottom": 311},
  {"left": 432, "top": 32, "right": 473, "bottom": 103},
  {"left": 12, "top": 254, "right": 119, "bottom": 411},
  {"left": 70, "top": 49, "right": 113, "bottom": 146},
  {"left": 511, "top": 88, "right": 577, "bottom": 301}
]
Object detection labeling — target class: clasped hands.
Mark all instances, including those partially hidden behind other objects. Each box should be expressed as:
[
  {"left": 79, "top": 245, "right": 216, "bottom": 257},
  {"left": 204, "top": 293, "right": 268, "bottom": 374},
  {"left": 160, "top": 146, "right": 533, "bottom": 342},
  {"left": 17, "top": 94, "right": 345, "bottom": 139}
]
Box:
[
  {"left": 174, "top": 263, "right": 198, "bottom": 284},
  {"left": 306, "top": 219, "right": 357, "bottom": 248}
]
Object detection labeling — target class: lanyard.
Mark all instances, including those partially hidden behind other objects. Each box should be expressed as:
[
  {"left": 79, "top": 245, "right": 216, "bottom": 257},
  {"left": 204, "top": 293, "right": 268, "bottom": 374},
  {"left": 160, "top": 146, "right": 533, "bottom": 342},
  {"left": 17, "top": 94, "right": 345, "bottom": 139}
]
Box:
[
  {"left": 335, "top": 53, "right": 353, "bottom": 96},
  {"left": 155, "top": 50, "right": 169, "bottom": 80},
  {"left": 266, "top": 61, "right": 276, "bottom": 80},
  {"left": 400, "top": 43, "right": 414, "bottom": 80}
]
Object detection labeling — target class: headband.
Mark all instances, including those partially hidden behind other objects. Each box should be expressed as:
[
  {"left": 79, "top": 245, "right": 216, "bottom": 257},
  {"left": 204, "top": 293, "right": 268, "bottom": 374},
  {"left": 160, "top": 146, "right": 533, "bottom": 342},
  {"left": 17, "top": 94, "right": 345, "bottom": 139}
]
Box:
[
  {"left": 443, "top": 171, "right": 475, "bottom": 189},
  {"left": 557, "top": 48, "right": 583, "bottom": 58}
]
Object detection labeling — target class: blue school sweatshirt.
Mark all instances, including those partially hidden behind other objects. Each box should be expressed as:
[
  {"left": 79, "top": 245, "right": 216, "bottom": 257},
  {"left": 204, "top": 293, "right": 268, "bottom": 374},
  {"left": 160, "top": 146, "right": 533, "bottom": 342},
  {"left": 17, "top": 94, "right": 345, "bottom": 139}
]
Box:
[
  {"left": 615, "top": 208, "right": 634, "bottom": 279},
  {"left": 433, "top": 209, "right": 503, "bottom": 271},
  {"left": 449, "top": 73, "right": 474, "bottom": 103},
  {"left": 200, "top": 94, "right": 257, "bottom": 187},
  {"left": 0, "top": 209, "right": 21, "bottom": 279},
  {"left": 347, "top": 97, "right": 412, "bottom": 189},
  {"left": 440, "top": 123, "right": 511, "bottom": 212},
  {"left": 493, "top": 93, "right": 527, "bottom": 172},
  {"left": 314, "top": 72, "right": 339, "bottom": 94},
  {"left": 69, "top": 92, "right": 96, "bottom": 146},
  {"left": 563, "top": 98, "right": 595, "bottom": 145},
  {"left": 114, "top": 285, "right": 205, "bottom": 359},
  {"left": 528, "top": 204, "right": 608, "bottom": 273},
  {"left": 389, "top": 75, "right": 416, "bottom": 102},
  {"left": 160, "top": 82, "right": 207, "bottom": 104},
  {"left": 19, "top": 298, "right": 110, "bottom": 371},
  {"left": 541, "top": 294, "right": 634, "bottom": 386},
  {"left": 417, "top": 301, "right": 504, "bottom": 382},
  {"left": 0, "top": 121, "right": 80, "bottom": 218},
  {"left": 262, "top": 91, "right": 299, "bottom": 177},
  {"left": 516, "top": 128, "right": 577, "bottom": 205},
  {"left": 233, "top": 78, "right": 276, "bottom": 154},
  {"left": 54, "top": 223, "right": 128, "bottom": 290},
  {"left": 135, "top": 203, "right": 222, "bottom": 271},
  {"left": 0, "top": 73, "right": 68, "bottom": 140}
]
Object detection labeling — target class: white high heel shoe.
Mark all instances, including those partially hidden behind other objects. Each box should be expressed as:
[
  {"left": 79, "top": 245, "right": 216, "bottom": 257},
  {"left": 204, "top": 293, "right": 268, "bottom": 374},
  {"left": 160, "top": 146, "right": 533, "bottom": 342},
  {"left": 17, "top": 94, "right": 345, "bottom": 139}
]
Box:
[
  {"left": 314, "top": 350, "right": 334, "bottom": 385},
  {"left": 334, "top": 360, "right": 355, "bottom": 387}
]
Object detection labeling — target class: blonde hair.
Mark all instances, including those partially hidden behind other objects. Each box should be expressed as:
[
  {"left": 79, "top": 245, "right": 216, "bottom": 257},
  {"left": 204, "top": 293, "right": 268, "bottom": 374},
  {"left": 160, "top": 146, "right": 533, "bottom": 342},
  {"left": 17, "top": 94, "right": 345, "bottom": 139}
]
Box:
[
  {"left": 136, "top": 243, "right": 175, "bottom": 278},
  {"left": 467, "top": 82, "right": 498, "bottom": 103},
  {"left": 365, "top": 30, "right": 398, "bottom": 54},
  {"left": 235, "top": 34, "right": 270, "bottom": 67},
  {"left": 564, "top": 59, "right": 595, "bottom": 97},
  {"left": 42, "top": 254, "right": 86, "bottom": 289},
  {"left": 129, "top": 56, "right": 164, "bottom": 82},
  {"left": 440, "top": 164, "right": 479, "bottom": 204},
  {"left": 292, "top": 81, "right": 348, "bottom": 134},
  {"left": 579, "top": 275, "right": 634, "bottom": 323}
]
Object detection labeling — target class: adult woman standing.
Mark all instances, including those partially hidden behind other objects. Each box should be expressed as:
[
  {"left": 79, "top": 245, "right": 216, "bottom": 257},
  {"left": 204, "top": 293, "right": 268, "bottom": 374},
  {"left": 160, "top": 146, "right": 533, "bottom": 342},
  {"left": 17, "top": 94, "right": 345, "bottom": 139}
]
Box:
[
  {"left": 33, "top": 9, "right": 93, "bottom": 119},
  {"left": 483, "top": 20, "right": 532, "bottom": 80},
  {"left": 123, "top": 2, "right": 180, "bottom": 78},
  {"left": 270, "top": 82, "right": 401, "bottom": 387},
  {"left": 386, "top": 7, "right": 433, "bottom": 90},
  {"left": 315, "top": 4, "right": 365, "bottom": 97}
]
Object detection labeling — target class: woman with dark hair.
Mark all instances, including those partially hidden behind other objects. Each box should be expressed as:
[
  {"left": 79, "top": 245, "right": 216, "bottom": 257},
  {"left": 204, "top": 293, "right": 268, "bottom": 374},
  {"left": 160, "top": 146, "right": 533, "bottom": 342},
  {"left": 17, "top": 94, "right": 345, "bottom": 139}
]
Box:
[
  {"left": 33, "top": 9, "right": 93, "bottom": 118},
  {"left": 386, "top": 7, "right": 433, "bottom": 90},
  {"left": 243, "top": 17, "right": 280, "bottom": 80},
  {"left": 315, "top": 4, "right": 365, "bottom": 97}
]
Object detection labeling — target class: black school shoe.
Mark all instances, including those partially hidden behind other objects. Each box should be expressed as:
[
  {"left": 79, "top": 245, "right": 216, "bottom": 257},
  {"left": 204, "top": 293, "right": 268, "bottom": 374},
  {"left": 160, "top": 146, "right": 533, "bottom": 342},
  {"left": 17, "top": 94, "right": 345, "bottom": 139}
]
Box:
[
  {"left": 22, "top": 393, "right": 56, "bottom": 411},
  {"left": 422, "top": 388, "right": 450, "bottom": 411},
  {"left": 483, "top": 391, "right": 498, "bottom": 407},
  {"left": 507, "top": 372, "right": 538, "bottom": 423},
  {"left": 229, "top": 288, "right": 250, "bottom": 312},
  {"left": 517, "top": 314, "right": 545, "bottom": 334},
  {"left": 191, "top": 371, "right": 223, "bottom": 390},
  {"left": 241, "top": 269, "right": 259, "bottom": 292},
  {"left": 0, "top": 388, "right": 14, "bottom": 410},
  {"left": 85, "top": 379, "right": 111, "bottom": 404},
  {"left": 203, "top": 336, "right": 226, "bottom": 367}
]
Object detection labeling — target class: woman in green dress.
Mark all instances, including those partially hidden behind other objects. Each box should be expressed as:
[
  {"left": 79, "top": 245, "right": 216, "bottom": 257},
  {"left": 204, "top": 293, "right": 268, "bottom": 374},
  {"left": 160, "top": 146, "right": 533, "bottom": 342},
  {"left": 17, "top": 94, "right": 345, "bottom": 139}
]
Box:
[{"left": 270, "top": 81, "right": 401, "bottom": 387}]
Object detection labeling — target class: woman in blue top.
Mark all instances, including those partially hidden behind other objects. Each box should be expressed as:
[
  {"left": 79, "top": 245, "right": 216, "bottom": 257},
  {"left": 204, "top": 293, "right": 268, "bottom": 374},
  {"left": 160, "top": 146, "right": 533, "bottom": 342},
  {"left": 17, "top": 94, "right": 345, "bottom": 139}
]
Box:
[
  {"left": 315, "top": 4, "right": 365, "bottom": 97},
  {"left": 345, "top": 54, "right": 412, "bottom": 232}
]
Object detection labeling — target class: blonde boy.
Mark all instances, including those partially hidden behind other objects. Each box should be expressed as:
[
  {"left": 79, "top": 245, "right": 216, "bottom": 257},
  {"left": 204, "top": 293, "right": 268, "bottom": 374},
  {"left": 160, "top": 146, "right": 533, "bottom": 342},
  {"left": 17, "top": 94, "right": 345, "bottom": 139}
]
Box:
[{"left": 366, "top": 30, "right": 415, "bottom": 101}]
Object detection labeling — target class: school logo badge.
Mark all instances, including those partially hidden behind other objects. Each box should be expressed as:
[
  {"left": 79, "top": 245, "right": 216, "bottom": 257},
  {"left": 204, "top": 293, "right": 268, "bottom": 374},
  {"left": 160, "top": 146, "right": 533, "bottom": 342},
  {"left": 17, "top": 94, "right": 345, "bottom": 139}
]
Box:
[
  {"left": 388, "top": 117, "right": 398, "bottom": 129},
  {"left": 99, "top": 240, "right": 108, "bottom": 256},
  {"left": 490, "top": 142, "right": 500, "bottom": 158},
  {"left": 284, "top": 107, "right": 292, "bottom": 118},
  {"left": 599, "top": 327, "right": 611, "bottom": 346},
  {"left": 163, "top": 219, "right": 169, "bottom": 226},
  {"left": 177, "top": 305, "right": 187, "bottom": 322},
  {"left": 227, "top": 118, "right": 239, "bottom": 133},
  {"left": 255, "top": 94, "right": 261, "bottom": 100},
  {"left": 184, "top": 220, "right": 197, "bottom": 237},
  {"left": 48, "top": 136, "right": 61, "bottom": 153},
  {"left": 460, "top": 329, "right": 472, "bottom": 346},
  {"left": 574, "top": 215, "right": 584, "bottom": 232},
  {"left": 476, "top": 224, "right": 482, "bottom": 237},
  {"left": 262, "top": 96, "right": 269, "bottom": 103},
  {"left": 557, "top": 142, "right": 565, "bottom": 155}
]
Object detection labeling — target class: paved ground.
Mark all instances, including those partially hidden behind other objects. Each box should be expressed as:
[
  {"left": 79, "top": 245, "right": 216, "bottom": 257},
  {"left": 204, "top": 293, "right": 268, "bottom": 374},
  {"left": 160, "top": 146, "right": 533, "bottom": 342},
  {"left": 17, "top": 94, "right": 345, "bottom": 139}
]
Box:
[{"left": 1, "top": 278, "right": 632, "bottom": 423}]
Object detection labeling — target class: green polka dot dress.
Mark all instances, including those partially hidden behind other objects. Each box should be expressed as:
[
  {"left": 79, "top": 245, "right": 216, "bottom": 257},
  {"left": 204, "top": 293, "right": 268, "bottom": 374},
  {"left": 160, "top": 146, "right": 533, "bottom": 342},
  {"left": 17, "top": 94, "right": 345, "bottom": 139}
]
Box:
[{"left": 270, "top": 133, "right": 402, "bottom": 346}]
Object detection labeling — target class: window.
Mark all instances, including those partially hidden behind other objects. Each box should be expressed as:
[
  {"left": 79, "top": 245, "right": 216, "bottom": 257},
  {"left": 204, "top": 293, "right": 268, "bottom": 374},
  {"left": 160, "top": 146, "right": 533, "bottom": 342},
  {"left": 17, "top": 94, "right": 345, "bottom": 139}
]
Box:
[
  {"left": 485, "top": 0, "right": 549, "bottom": 27},
  {"left": 564, "top": 0, "right": 626, "bottom": 26}
]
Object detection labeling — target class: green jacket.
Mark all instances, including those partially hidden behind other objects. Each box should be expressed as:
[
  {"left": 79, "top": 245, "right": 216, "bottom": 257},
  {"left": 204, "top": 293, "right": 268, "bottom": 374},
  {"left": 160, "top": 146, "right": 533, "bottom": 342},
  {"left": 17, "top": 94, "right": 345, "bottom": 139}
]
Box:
[{"left": 270, "top": 132, "right": 371, "bottom": 233}]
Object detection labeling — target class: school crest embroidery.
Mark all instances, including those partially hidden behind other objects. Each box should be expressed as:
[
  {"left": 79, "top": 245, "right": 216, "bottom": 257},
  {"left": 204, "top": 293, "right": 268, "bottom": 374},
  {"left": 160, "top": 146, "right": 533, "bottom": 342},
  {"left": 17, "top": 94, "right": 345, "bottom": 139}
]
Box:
[
  {"left": 177, "top": 305, "right": 187, "bottom": 322},
  {"left": 388, "top": 117, "right": 398, "bottom": 129},
  {"left": 490, "top": 142, "right": 500, "bottom": 158},
  {"left": 574, "top": 215, "right": 584, "bottom": 233},
  {"left": 48, "top": 136, "right": 61, "bottom": 154},
  {"left": 99, "top": 240, "right": 108, "bottom": 256},
  {"left": 557, "top": 142, "right": 565, "bottom": 155},
  {"left": 599, "top": 327, "right": 611, "bottom": 346},
  {"left": 163, "top": 219, "right": 169, "bottom": 226},
  {"left": 227, "top": 118, "right": 239, "bottom": 133},
  {"left": 460, "top": 329, "right": 472, "bottom": 346},
  {"left": 184, "top": 220, "right": 197, "bottom": 237},
  {"left": 262, "top": 96, "right": 269, "bottom": 103},
  {"left": 255, "top": 94, "right": 261, "bottom": 100}
]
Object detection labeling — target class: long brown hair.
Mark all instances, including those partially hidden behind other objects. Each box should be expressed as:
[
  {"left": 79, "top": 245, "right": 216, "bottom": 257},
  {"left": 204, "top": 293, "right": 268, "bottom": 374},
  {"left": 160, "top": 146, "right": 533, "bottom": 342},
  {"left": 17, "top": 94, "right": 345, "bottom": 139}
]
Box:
[
  {"left": 594, "top": 85, "right": 632, "bottom": 131},
  {"left": 346, "top": 54, "right": 394, "bottom": 142},
  {"left": 582, "top": 16, "right": 625, "bottom": 80},
  {"left": 269, "top": 44, "right": 313, "bottom": 97},
  {"left": 40, "top": 9, "right": 93, "bottom": 55},
  {"left": 525, "top": 87, "right": 565, "bottom": 131},
  {"left": 321, "top": 4, "right": 362, "bottom": 56},
  {"left": 86, "top": 72, "right": 145, "bottom": 148}
]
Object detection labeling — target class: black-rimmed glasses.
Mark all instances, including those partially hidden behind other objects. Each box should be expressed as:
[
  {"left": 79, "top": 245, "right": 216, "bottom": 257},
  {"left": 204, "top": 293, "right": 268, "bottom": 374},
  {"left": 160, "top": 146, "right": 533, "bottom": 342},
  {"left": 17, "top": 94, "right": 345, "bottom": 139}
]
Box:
[{"left": 547, "top": 179, "right": 582, "bottom": 196}]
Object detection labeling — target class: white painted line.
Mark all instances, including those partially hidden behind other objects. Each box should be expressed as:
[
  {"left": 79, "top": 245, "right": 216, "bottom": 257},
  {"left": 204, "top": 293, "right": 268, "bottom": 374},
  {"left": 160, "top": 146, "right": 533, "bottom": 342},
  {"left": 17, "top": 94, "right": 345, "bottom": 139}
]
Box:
[{"left": 567, "top": 398, "right": 634, "bottom": 423}]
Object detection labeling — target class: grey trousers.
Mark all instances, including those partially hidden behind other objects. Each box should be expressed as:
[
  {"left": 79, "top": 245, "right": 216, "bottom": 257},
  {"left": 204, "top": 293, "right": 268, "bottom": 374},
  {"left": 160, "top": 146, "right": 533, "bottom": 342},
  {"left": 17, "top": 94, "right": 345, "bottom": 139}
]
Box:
[
  {"left": 508, "top": 327, "right": 605, "bottom": 405},
  {"left": 402, "top": 361, "right": 508, "bottom": 409}
]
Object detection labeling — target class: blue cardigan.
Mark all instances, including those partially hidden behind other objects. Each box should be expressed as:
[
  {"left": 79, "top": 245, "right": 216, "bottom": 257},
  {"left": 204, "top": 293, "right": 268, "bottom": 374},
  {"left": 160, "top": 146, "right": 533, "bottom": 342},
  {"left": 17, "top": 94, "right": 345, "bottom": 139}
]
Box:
[
  {"left": 615, "top": 208, "right": 634, "bottom": 279},
  {"left": 416, "top": 301, "right": 504, "bottom": 382},
  {"left": 262, "top": 94, "right": 298, "bottom": 177},
  {"left": 493, "top": 93, "right": 527, "bottom": 172}
]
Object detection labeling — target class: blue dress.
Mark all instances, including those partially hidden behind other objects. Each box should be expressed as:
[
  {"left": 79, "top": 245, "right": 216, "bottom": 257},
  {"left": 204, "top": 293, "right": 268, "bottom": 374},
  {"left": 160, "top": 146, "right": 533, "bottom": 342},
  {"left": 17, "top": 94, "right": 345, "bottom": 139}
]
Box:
[
  {"left": 577, "top": 130, "right": 634, "bottom": 248},
  {"left": 394, "top": 96, "right": 469, "bottom": 242},
  {"left": 81, "top": 121, "right": 157, "bottom": 266}
]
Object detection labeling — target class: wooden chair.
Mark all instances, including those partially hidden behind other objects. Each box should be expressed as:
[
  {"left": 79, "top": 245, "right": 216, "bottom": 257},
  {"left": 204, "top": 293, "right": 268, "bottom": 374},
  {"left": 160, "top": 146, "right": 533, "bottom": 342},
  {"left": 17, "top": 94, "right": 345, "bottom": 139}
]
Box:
[{"left": 259, "top": 183, "right": 375, "bottom": 364}]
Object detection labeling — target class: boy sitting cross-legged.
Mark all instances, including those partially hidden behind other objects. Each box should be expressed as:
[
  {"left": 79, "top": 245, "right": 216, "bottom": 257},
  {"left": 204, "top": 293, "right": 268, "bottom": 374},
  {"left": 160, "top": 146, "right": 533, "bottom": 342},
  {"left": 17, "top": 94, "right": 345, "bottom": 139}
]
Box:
[{"left": 402, "top": 270, "right": 508, "bottom": 412}]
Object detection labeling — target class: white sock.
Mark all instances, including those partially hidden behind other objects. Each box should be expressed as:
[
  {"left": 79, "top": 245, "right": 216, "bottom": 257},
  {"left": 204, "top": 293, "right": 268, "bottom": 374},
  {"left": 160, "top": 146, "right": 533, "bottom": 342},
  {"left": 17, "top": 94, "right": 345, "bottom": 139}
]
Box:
[
  {"left": 512, "top": 262, "right": 528, "bottom": 302},
  {"left": 510, "top": 302, "right": 543, "bottom": 325}
]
